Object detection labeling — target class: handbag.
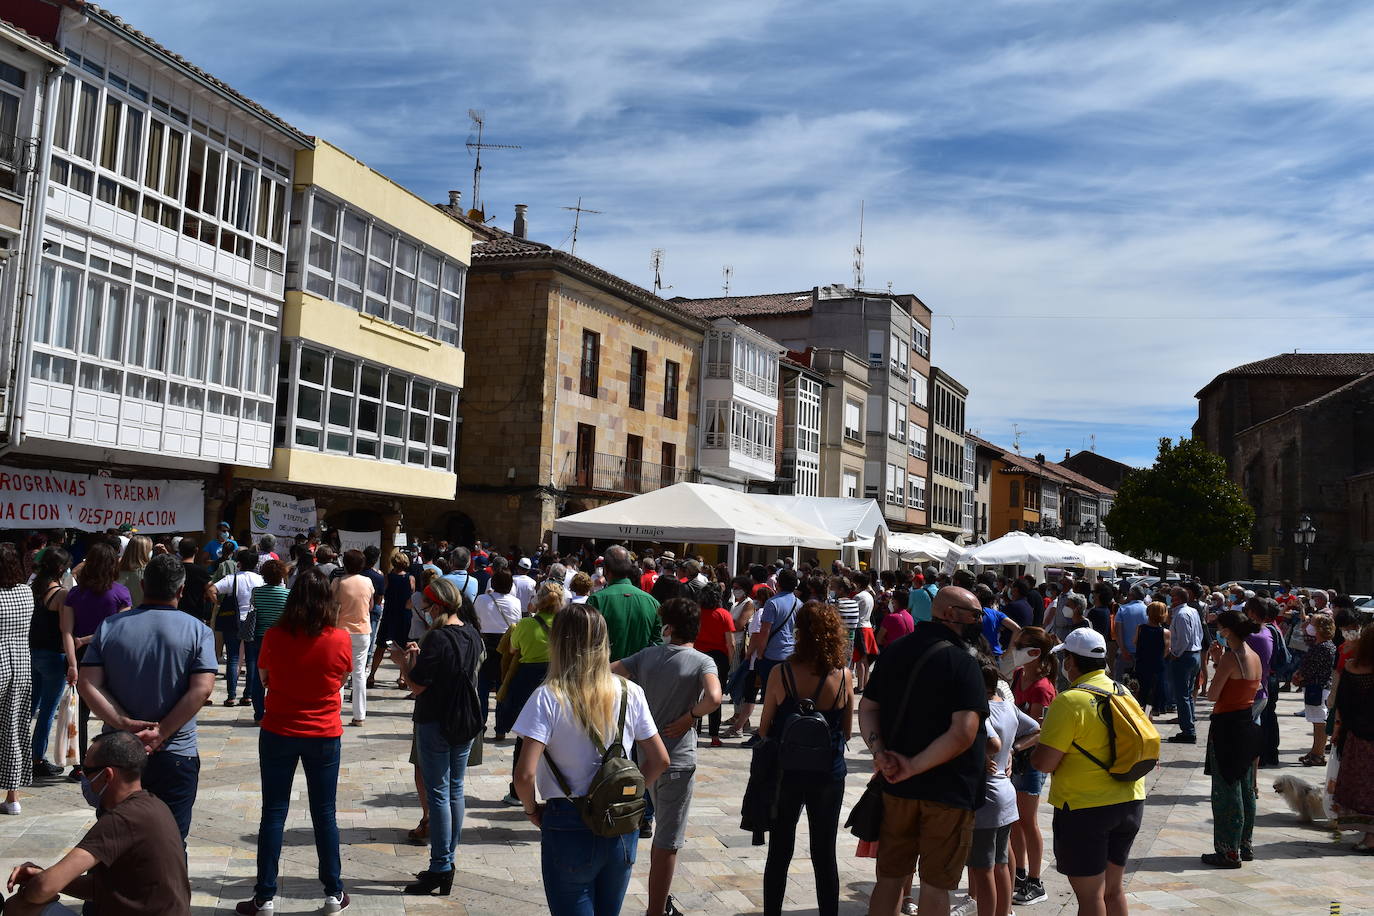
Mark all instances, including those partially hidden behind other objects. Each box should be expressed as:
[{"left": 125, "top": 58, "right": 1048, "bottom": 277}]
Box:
[
  {"left": 53, "top": 685, "right": 79, "bottom": 767},
  {"left": 844, "top": 640, "right": 955, "bottom": 842}
]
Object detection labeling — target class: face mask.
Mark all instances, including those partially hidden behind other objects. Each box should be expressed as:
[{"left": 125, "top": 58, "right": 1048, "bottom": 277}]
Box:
[
  {"left": 1061, "top": 605, "right": 1075, "bottom": 620},
  {"left": 80, "top": 769, "right": 107, "bottom": 809},
  {"left": 1012, "top": 647, "right": 1041, "bottom": 667},
  {"left": 661, "top": 625, "right": 671, "bottom": 642},
  {"left": 827, "top": 591, "right": 837, "bottom": 601},
  {"left": 961, "top": 622, "right": 983, "bottom": 645},
  {"left": 731, "top": 589, "right": 744, "bottom": 601},
  {"left": 1343, "top": 628, "right": 1361, "bottom": 641}
]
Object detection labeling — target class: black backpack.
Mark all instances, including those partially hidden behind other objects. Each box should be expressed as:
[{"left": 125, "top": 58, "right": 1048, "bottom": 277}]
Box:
[
  {"left": 433, "top": 627, "right": 484, "bottom": 746},
  {"left": 545, "top": 679, "right": 647, "bottom": 837},
  {"left": 776, "top": 664, "right": 836, "bottom": 773}
]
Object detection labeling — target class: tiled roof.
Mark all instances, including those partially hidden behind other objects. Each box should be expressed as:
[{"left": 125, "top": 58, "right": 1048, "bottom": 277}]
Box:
[
  {"left": 669, "top": 290, "right": 814, "bottom": 319},
  {"left": 1197, "top": 353, "right": 1374, "bottom": 397},
  {"left": 1234, "top": 367, "right": 1374, "bottom": 437},
  {"left": 78, "top": 3, "right": 310, "bottom": 146},
  {"left": 471, "top": 237, "right": 706, "bottom": 330},
  {"left": 0, "top": 16, "right": 64, "bottom": 58},
  {"left": 980, "top": 437, "right": 1115, "bottom": 496}
]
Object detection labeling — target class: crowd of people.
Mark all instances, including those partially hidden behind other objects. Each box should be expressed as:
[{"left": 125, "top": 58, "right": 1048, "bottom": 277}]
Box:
[{"left": 0, "top": 526, "right": 1368, "bottom": 915}]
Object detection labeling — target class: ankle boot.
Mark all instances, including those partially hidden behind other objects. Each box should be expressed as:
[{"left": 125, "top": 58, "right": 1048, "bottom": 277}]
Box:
[{"left": 404, "top": 869, "right": 454, "bottom": 895}]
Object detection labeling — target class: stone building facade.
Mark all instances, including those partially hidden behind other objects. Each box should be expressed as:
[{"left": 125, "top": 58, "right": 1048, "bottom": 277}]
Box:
[{"left": 458, "top": 231, "right": 703, "bottom": 552}]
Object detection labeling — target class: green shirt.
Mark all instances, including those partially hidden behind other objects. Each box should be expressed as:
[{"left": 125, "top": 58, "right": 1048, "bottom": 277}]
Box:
[
  {"left": 587, "top": 578, "right": 661, "bottom": 662},
  {"left": 248, "top": 584, "right": 290, "bottom": 642},
  {"left": 511, "top": 610, "right": 556, "bottom": 664}
]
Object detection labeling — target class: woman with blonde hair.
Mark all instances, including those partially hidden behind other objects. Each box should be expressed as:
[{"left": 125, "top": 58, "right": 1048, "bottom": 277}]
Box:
[
  {"left": 513, "top": 604, "right": 668, "bottom": 915},
  {"left": 117, "top": 534, "right": 153, "bottom": 607},
  {"left": 499, "top": 583, "right": 564, "bottom": 806}
]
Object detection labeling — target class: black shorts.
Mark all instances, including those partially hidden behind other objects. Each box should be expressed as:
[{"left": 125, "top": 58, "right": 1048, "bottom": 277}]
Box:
[{"left": 1052, "top": 800, "right": 1143, "bottom": 877}]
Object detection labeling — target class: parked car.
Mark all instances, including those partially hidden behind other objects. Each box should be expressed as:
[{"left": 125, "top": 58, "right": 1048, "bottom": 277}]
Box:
[{"left": 1357, "top": 596, "right": 1374, "bottom": 622}]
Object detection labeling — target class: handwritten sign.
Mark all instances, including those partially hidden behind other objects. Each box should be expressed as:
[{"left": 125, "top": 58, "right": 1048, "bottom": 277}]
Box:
[
  {"left": 0, "top": 467, "right": 203, "bottom": 532},
  {"left": 250, "top": 489, "right": 317, "bottom": 539}
]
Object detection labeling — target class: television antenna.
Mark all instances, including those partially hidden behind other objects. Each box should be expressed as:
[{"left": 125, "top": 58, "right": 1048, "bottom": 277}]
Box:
[
  {"left": 1012, "top": 423, "right": 1023, "bottom": 455},
  {"left": 853, "top": 200, "right": 865, "bottom": 289},
  {"left": 722, "top": 265, "right": 733, "bottom": 296},
  {"left": 560, "top": 197, "right": 602, "bottom": 255},
  {"left": 465, "top": 110, "right": 521, "bottom": 221},
  {"left": 651, "top": 249, "right": 672, "bottom": 295}
]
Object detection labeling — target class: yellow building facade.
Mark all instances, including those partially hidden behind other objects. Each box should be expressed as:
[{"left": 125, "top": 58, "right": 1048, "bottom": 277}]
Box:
[{"left": 230, "top": 139, "right": 472, "bottom": 546}]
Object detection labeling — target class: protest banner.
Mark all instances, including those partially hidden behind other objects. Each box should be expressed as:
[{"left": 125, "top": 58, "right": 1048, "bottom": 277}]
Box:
[
  {"left": 0, "top": 467, "right": 203, "bottom": 532},
  {"left": 249, "top": 489, "right": 317, "bottom": 539}
]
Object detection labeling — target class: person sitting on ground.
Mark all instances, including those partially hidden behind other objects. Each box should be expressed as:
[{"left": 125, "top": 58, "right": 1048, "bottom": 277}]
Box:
[{"left": 4, "top": 731, "right": 189, "bottom": 915}]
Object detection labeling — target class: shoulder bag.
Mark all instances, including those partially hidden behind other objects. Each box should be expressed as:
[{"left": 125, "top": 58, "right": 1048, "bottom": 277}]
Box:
[{"left": 845, "top": 640, "right": 956, "bottom": 842}]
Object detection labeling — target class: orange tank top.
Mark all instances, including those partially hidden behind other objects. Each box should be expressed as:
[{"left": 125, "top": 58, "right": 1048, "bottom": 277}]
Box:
[{"left": 1213, "top": 676, "right": 1261, "bottom": 714}]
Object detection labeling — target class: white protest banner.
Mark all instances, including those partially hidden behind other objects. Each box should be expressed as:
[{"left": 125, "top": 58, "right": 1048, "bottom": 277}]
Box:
[
  {"left": 338, "top": 530, "right": 381, "bottom": 554},
  {"left": 0, "top": 466, "right": 203, "bottom": 532},
  {"left": 249, "top": 489, "right": 317, "bottom": 539}
]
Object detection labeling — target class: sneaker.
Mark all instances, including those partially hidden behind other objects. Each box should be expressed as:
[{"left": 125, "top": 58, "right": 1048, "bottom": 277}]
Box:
[
  {"left": 640, "top": 819, "right": 654, "bottom": 839},
  {"left": 664, "top": 894, "right": 684, "bottom": 916},
  {"left": 1014, "top": 877, "right": 1047, "bottom": 905},
  {"left": 950, "top": 894, "right": 978, "bottom": 916},
  {"left": 743, "top": 733, "right": 762, "bottom": 748},
  {"left": 502, "top": 792, "right": 522, "bottom": 807},
  {"left": 235, "top": 898, "right": 274, "bottom": 914},
  {"left": 1200, "top": 852, "right": 1241, "bottom": 869},
  {"left": 321, "top": 892, "right": 350, "bottom": 913},
  {"left": 709, "top": 737, "right": 723, "bottom": 748},
  {"left": 900, "top": 898, "right": 918, "bottom": 916},
  {"left": 1166, "top": 733, "right": 1196, "bottom": 744},
  {"left": 0, "top": 801, "right": 19, "bottom": 815},
  {"left": 32, "top": 760, "right": 64, "bottom": 779}
]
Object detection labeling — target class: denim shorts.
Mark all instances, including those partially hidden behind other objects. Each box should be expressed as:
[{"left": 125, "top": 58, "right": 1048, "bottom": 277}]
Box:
[{"left": 1012, "top": 765, "right": 1046, "bottom": 796}]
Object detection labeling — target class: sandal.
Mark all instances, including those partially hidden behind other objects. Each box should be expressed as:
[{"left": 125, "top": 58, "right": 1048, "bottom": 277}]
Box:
[
  {"left": 408, "top": 817, "right": 429, "bottom": 844},
  {"left": 1299, "top": 753, "right": 1327, "bottom": 767}
]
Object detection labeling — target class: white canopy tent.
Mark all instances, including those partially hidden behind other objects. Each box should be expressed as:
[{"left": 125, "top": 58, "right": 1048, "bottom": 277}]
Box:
[
  {"left": 841, "top": 532, "right": 962, "bottom": 566},
  {"left": 749, "top": 495, "right": 891, "bottom": 543},
  {"left": 551, "top": 482, "right": 842, "bottom": 569},
  {"left": 958, "top": 531, "right": 1086, "bottom": 573}
]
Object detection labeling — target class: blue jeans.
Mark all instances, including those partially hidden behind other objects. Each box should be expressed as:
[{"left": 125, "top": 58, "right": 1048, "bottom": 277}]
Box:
[
  {"left": 540, "top": 798, "right": 637, "bottom": 916},
  {"left": 1169, "top": 651, "right": 1202, "bottom": 737},
  {"left": 415, "top": 721, "right": 472, "bottom": 873},
  {"left": 255, "top": 728, "right": 342, "bottom": 900},
  {"left": 224, "top": 630, "right": 242, "bottom": 700},
  {"left": 143, "top": 750, "right": 200, "bottom": 842},
  {"left": 366, "top": 605, "right": 383, "bottom": 659},
  {"left": 30, "top": 649, "right": 66, "bottom": 761},
  {"left": 245, "top": 638, "right": 265, "bottom": 721}
]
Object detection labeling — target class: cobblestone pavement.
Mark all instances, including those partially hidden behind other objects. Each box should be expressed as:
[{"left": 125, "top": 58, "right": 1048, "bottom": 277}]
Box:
[{"left": 1, "top": 667, "right": 1370, "bottom": 915}]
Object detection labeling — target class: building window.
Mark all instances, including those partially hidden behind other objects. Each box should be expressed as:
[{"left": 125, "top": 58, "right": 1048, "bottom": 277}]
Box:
[
  {"left": 844, "top": 399, "right": 862, "bottom": 441},
  {"left": 886, "top": 463, "right": 903, "bottom": 506},
  {"left": 297, "top": 189, "right": 464, "bottom": 344},
  {"left": 730, "top": 334, "right": 778, "bottom": 396},
  {"left": 867, "top": 330, "right": 883, "bottom": 368},
  {"left": 867, "top": 394, "right": 883, "bottom": 434},
  {"left": 910, "top": 425, "right": 928, "bottom": 460},
  {"left": 580, "top": 330, "right": 600, "bottom": 397},
  {"left": 702, "top": 399, "right": 729, "bottom": 448},
  {"left": 626, "top": 434, "right": 644, "bottom": 489},
  {"left": 660, "top": 442, "right": 677, "bottom": 489},
  {"left": 629, "top": 347, "right": 647, "bottom": 410},
  {"left": 889, "top": 333, "right": 908, "bottom": 375},
  {"left": 843, "top": 470, "right": 860, "bottom": 498},
  {"left": 792, "top": 456, "right": 820, "bottom": 497},
  {"left": 911, "top": 371, "right": 928, "bottom": 408},
  {"left": 888, "top": 398, "right": 905, "bottom": 442},
  {"left": 663, "top": 360, "right": 679, "bottom": 419},
  {"left": 912, "top": 323, "right": 930, "bottom": 358},
  {"left": 575, "top": 424, "right": 595, "bottom": 487},
  {"left": 783, "top": 374, "right": 821, "bottom": 455},
  {"left": 908, "top": 473, "right": 926, "bottom": 510},
  {"left": 285, "top": 344, "right": 455, "bottom": 469},
  {"left": 1010, "top": 479, "right": 1020, "bottom": 508}
]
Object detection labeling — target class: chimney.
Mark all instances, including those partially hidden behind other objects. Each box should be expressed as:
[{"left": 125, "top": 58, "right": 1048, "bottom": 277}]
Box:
[
  {"left": 1065, "top": 449, "right": 1071, "bottom": 461},
  {"left": 513, "top": 204, "right": 528, "bottom": 239},
  {"left": 447, "top": 190, "right": 462, "bottom": 210}
]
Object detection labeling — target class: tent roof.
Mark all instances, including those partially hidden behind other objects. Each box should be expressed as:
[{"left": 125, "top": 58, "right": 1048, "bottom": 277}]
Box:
[
  {"left": 552, "top": 483, "right": 841, "bottom": 549},
  {"left": 747, "top": 495, "right": 890, "bottom": 542}
]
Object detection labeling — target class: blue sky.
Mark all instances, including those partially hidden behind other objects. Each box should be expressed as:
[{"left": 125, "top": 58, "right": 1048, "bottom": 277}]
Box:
[{"left": 110, "top": 0, "right": 1374, "bottom": 466}]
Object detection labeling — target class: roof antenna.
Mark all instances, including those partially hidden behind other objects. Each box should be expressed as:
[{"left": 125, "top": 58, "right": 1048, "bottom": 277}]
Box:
[
  {"left": 560, "top": 197, "right": 602, "bottom": 255},
  {"left": 465, "top": 109, "right": 521, "bottom": 222},
  {"left": 651, "top": 248, "right": 672, "bottom": 295},
  {"left": 853, "top": 200, "right": 865, "bottom": 289},
  {"left": 722, "top": 265, "right": 733, "bottom": 296},
  {"left": 1012, "top": 423, "right": 1023, "bottom": 455}
]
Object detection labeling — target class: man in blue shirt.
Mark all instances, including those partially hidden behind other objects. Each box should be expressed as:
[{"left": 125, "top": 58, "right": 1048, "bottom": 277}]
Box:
[
  {"left": 909, "top": 567, "right": 940, "bottom": 623},
  {"left": 206, "top": 522, "right": 237, "bottom": 566},
  {"left": 1165, "top": 586, "right": 1204, "bottom": 744},
  {"left": 442, "top": 545, "right": 479, "bottom": 602},
  {"left": 1113, "top": 586, "right": 1150, "bottom": 679},
  {"left": 78, "top": 554, "right": 217, "bottom": 840}
]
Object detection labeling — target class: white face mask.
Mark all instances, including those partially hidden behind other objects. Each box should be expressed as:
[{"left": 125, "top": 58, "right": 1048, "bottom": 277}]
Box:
[
  {"left": 660, "top": 625, "right": 672, "bottom": 642},
  {"left": 1012, "top": 646, "right": 1041, "bottom": 667},
  {"left": 731, "top": 589, "right": 745, "bottom": 601},
  {"left": 1343, "top": 628, "right": 1361, "bottom": 642}
]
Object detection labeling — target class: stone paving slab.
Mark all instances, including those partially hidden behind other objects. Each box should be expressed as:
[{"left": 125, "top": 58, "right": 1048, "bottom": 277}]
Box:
[{"left": 0, "top": 669, "right": 1370, "bottom": 914}]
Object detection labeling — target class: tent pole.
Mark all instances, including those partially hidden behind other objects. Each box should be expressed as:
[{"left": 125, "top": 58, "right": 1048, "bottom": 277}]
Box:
[
  {"left": 791, "top": 545, "right": 799, "bottom": 565},
  {"left": 729, "top": 540, "right": 738, "bottom": 573},
  {"left": 551, "top": 533, "right": 559, "bottom": 554}
]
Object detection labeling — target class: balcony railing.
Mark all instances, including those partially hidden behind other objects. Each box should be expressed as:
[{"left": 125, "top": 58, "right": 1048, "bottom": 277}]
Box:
[
  {"left": 0, "top": 132, "right": 39, "bottom": 195},
  {"left": 562, "top": 450, "right": 689, "bottom": 495}
]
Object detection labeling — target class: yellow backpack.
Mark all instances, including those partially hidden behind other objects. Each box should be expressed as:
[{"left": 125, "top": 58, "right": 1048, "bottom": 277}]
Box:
[{"left": 1070, "top": 682, "right": 1160, "bottom": 781}]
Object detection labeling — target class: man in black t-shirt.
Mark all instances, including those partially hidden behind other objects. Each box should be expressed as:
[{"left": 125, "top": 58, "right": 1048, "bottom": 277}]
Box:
[
  {"left": 5, "top": 731, "right": 189, "bottom": 915},
  {"left": 177, "top": 539, "right": 212, "bottom": 622},
  {"left": 859, "top": 586, "right": 988, "bottom": 916}
]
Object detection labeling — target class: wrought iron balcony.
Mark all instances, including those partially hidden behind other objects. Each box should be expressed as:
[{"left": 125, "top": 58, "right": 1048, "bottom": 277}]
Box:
[{"left": 562, "top": 450, "right": 689, "bottom": 495}]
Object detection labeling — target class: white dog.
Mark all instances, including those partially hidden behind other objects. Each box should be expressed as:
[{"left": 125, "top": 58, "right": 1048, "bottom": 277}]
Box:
[{"left": 1273, "top": 774, "right": 1327, "bottom": 823}]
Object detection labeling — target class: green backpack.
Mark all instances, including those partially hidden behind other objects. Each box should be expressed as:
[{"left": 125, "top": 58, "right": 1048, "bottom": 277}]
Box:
[{"left": 544, "top": 679, "right": 647, "bottom": 837}]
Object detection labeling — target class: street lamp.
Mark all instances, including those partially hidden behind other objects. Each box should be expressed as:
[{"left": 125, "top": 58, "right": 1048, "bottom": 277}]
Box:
[{"left": 1294, "top": 515, "right": 1317, "bottom": 584}]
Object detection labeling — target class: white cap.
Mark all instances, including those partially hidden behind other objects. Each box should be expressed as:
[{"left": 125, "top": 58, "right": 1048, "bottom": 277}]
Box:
[
  {"left": 1051, "top": 627, "right": 1107, "bottom": 658},
  {"left": 518, "top": 557, "right": 532, "bottom": 569}
]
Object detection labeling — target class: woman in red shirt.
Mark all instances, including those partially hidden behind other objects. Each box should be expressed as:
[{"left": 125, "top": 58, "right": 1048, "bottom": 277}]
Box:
[
  {"left": 235, "top": 568, "right": 353, "bottom": 915},
  {"left": 695, "top": 583, "right": 736, "bottom": 747}
]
